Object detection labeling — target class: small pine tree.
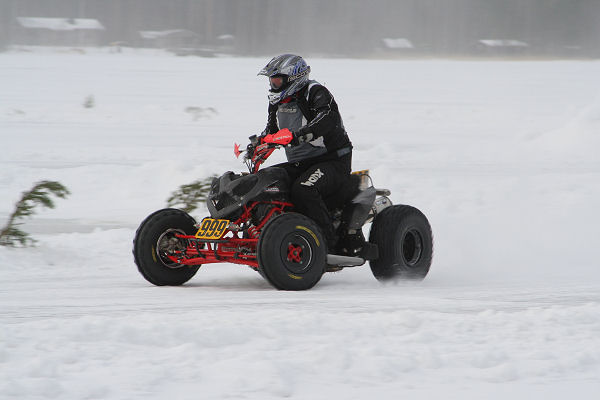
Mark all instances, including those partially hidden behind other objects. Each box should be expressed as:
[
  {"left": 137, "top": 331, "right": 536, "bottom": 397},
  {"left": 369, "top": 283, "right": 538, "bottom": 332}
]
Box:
[
  {"left": 166, "top": 176, "right": 215, "bottom": 213},
  {"left": 83, "top": 95, "right": 95, "bottom": 109},
  {"left": 0, "top": 181, "right": 70, "bottom": 247}
]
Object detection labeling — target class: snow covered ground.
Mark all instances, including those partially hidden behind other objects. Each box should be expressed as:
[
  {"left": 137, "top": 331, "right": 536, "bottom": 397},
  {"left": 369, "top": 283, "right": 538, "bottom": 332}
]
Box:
[{"left": 1, "top": 48, "right": 599, "bottom": 399}]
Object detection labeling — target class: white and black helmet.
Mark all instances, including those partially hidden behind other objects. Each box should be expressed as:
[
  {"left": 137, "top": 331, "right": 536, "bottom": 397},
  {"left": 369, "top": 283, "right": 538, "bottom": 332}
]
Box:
[{"left": 258, "top": 54, "right": 311, "bottom": 105}]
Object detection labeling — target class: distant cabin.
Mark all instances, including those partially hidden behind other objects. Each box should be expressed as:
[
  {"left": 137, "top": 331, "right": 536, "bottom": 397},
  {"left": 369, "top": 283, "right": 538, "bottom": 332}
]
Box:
[
  {"left": 138, "top": 29, "right": 221, "bottom": 57},
  {"left": 14, "top": 17, "right": 106, "bottom": 46},
  {"left": 138, "top": 29, "right": 201, "bottom": 49},
  {"left": 381, "top": 37, "right": 415, "bottom": 53},
  {"left": 476, "top": 39, "right": 529, "bottom": 55},
  {"left": 382, "top": 38, "right": 414, "bottom": 50}
]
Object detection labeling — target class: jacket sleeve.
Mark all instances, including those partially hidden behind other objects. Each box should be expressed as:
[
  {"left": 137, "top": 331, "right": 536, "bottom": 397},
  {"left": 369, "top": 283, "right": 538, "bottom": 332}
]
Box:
[
  {"left": 262, "top": 103, "right": 279, "bottom": 135},
  {"left": 295, "top": 86, "right": 337, "bottom": 140}
]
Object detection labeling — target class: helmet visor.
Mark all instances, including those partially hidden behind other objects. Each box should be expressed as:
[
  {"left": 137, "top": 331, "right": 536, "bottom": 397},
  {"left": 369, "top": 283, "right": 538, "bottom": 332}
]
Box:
[{"left": 269, "top": 76, "right": 285, "bottom": 90}]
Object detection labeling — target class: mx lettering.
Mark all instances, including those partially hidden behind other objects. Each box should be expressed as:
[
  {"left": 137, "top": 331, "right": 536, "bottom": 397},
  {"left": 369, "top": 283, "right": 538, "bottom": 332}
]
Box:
[{"left": 300, "top": 169, "right": 324, "bottom": 187}]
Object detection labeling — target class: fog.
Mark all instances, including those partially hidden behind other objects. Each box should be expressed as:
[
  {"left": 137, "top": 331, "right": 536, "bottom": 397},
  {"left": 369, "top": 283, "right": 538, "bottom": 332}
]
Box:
[{"left": 1, "top": 0, "right": 599, "bottom": 58}]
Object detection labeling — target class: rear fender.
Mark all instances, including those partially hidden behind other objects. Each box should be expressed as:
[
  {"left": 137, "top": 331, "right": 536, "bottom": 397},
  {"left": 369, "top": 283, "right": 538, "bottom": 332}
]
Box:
[{"left": 347, "top": 187, "right": 376, "bottom": 230}]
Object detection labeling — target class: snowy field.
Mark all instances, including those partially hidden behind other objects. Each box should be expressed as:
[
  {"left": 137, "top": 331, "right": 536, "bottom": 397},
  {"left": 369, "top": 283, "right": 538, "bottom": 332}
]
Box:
[{"left": 1, "top": 48, "right": 599, "bottom": 399}]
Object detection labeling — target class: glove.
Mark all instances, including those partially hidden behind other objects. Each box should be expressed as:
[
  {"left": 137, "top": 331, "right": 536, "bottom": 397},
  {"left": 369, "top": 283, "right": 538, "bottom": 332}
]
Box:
[
  {"left": 262, "top": 128, "right": 295, "bottom": 145},
  {"left": 294, "top": 131, "right": 313, "bottom": 145}
]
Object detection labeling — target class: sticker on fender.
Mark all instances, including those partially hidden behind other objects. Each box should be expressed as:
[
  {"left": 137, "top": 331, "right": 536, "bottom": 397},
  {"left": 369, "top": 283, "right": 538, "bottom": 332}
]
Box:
[{"left": 195, "top": 218, "right": 229, "bottom": 240}]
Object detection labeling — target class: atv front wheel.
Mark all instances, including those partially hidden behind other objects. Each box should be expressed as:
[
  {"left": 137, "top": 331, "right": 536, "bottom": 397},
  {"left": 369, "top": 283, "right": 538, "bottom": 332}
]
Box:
[
  {"left": 258, "top": 213, "right": 326, "bottom": 290},
  {"left": 369, "top": 205, "right": 433, "bottom": 281},
  {"left": 133, "top": 208, "right": 200, "bottom": 286}
]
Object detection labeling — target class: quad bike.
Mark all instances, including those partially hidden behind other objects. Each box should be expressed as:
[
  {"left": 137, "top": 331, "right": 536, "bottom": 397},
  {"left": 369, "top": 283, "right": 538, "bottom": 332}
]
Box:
[{"left": 133, "top": 135, "right": 433, "bottom": 290}]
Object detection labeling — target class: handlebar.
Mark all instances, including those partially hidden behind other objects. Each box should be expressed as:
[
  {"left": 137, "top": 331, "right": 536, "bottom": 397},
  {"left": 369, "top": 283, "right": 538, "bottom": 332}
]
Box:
[{"left": 235, "top": 135, "right": 282, "bottom": 174}]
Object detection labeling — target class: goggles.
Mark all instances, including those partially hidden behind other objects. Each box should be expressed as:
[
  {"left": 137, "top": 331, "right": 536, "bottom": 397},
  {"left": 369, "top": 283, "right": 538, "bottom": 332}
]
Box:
[{"left": 269, "top": 75, "right": 285, "bottom": 90}]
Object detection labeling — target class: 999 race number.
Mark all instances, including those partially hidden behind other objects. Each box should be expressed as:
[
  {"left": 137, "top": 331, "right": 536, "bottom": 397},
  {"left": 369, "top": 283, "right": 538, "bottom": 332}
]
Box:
[{"left": 195, "top": 218, "right": 229, "bottom": 240}]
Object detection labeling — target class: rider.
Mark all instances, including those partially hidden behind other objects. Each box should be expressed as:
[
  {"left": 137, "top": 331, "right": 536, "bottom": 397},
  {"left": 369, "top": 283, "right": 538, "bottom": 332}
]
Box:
[{"left": 257, "top": 54, "right": 353, "bottom": 252}]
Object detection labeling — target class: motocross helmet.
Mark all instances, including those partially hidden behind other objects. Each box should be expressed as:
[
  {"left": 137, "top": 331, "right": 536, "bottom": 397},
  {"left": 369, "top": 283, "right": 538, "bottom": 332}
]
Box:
[{"left": 258, "top": 54, "right": 311, "bottom": 105}]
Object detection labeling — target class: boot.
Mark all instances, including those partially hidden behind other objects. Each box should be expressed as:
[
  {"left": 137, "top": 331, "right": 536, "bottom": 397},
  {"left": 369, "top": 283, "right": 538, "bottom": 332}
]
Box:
[
  {"left": 336, "top": 230, "right": 378, "bottom": 260},
  {"left": 324, "top": 227, "right": 339, "bottom": 255}
]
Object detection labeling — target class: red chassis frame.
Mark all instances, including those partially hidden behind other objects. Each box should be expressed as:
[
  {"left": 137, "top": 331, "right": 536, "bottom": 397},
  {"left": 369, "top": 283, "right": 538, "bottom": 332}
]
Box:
[{"left": 165, "top": 200, "right": 293, "bottom": 269}]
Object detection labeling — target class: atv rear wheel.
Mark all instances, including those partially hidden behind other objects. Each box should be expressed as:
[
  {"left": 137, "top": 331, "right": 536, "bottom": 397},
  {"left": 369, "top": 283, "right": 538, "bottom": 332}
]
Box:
[
  {"left": 258, "top": 213, "right": 326, "bottom": 290},
  {"left": 133, "top": 208, "right": 200, "bottom": 286},
  {"left": 369, "top": 205, "right": 433, "bottom": 281}
]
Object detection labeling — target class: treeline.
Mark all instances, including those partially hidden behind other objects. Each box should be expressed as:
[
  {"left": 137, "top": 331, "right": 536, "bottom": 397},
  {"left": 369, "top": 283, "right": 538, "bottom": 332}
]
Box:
[{"left": 1, "top": 0, "right": 599, "bottom": 56}]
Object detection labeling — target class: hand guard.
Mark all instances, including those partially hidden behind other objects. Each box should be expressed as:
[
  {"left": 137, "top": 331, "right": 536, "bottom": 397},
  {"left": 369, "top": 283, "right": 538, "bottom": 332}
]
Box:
[{"left": 262, "top": 128, "right": 295, "bottom": 145}]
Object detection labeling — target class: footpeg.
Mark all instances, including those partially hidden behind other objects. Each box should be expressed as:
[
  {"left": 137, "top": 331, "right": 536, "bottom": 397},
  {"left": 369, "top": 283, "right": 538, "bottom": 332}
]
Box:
[{"left": 360, "top": 242, "right": 378, "bottom": 260}]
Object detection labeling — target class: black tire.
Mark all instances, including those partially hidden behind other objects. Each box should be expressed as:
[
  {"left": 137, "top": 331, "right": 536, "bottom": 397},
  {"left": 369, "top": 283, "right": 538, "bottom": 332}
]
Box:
[
  {"left": 369, "top": 205, "right": 433, "bottom": 281},
  {"left": 133, "top": 208, "right": 200, "bottom": 286},
  {"left": 257, "top": 213, "right": 326, "bottom": 290}
]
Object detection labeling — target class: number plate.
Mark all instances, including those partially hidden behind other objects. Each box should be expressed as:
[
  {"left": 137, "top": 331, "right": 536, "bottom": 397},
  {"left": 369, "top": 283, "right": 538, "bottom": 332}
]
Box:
[{"left": 195, "top": 218, "right": 229, "bottom": 240}]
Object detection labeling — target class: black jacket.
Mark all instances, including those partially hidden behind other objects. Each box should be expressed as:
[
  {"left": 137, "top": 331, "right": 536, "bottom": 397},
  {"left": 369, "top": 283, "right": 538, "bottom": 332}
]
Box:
[{"left": 264, "top": 81, "right": 352, "bottom": 162}]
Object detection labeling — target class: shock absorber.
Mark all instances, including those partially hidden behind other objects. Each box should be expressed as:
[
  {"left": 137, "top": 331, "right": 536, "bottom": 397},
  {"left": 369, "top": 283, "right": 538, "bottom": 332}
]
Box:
[{"left": 247, "top": 224, "right": 260, "bottom": 239}]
